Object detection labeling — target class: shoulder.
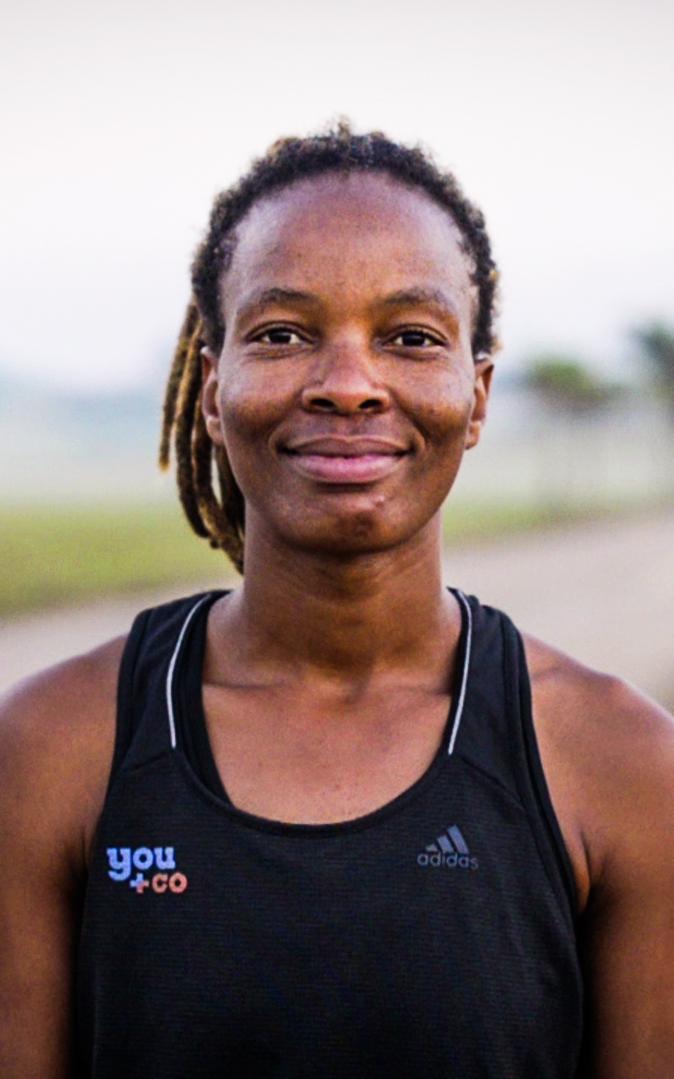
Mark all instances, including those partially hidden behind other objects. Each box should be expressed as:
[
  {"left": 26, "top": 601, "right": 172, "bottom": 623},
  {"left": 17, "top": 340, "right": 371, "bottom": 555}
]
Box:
[
  {"left": 522, "top": 632, "right": 674, "bottom": 908},
  {"left": 0, "top": 635, "right": 128, "bottom": 875}
]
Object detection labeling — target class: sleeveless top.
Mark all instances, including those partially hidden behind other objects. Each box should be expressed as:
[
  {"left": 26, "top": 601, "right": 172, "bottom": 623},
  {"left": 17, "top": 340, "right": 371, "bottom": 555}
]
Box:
[{"left": 75, "top": 588, "right": 586, "bottom": 1078}]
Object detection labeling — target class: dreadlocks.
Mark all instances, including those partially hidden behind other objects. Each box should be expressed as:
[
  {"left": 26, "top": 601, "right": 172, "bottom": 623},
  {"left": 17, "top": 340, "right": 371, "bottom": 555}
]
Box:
[{"left": 159, "top": 121, "right": 499, "bottom": 574}]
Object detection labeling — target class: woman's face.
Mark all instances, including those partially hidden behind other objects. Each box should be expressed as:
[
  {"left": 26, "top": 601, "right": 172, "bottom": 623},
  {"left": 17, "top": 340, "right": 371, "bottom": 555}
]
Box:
[{"left": 202, "top": 171, "right": 493, "bottom": 559}]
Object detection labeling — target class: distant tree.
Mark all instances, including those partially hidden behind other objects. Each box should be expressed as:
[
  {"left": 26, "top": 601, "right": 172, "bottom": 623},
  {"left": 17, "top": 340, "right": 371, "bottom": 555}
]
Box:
[
  {"left": 520, "top": 354, "right": 625, "bottom": 503},
  {"left": 632, "top": 322, "right": 674, "bottom": 418},
  {"left": 522, "top": 354, "right": 620, "bottom": 414}
]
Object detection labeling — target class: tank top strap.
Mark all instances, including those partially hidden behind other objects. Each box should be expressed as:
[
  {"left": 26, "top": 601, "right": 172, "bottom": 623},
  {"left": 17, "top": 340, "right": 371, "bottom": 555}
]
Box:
[
  {"left": 449, "top": 592, "right": 578, "bottom": 924},
  {"left": 109, "top": 591, "right": 224, "bottom": 790}
]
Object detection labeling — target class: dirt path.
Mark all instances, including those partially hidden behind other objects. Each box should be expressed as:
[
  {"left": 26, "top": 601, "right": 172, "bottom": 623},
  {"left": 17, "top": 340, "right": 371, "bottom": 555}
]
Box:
[
  {"left": 2, "top": 510, "right": 672, "bottom": 707},
  {"left": 441, "top": 509, "right": 673, "bottom": 708}
]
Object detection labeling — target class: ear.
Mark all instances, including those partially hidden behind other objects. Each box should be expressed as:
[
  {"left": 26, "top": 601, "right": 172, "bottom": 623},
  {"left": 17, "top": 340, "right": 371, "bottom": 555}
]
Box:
[
  {"left": 465, "top": 358, "right": 494, "bottom": 450},
  {"left": 200, "top": 346, "right": 226, "bottom": 446}
]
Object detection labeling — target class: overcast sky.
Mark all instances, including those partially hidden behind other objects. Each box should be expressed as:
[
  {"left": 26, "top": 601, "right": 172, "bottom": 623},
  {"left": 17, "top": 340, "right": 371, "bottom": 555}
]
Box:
[{"left": 2, "top": 0, "right": 673, "bottom": 392}]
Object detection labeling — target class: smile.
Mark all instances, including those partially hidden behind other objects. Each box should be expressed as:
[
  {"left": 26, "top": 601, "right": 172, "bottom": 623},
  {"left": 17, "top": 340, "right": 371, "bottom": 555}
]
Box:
[
  {"left": 283, "top": 452, "right": 407, "bottom": 484},
  {"left": 280, "top": 436, "right": 410, "bottom": 485}
]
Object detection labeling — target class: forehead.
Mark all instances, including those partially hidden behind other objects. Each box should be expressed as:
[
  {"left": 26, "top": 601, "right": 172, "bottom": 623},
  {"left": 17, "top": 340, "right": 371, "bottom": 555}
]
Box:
[{"left": 221, "top": 172, "right": 475, "bottom": 316}]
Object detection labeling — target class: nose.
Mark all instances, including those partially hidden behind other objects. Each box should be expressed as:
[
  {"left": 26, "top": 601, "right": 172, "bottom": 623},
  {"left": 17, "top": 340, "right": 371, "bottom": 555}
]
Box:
[{"left": 300, "top": 344, "right": 391, "bottom": 415}]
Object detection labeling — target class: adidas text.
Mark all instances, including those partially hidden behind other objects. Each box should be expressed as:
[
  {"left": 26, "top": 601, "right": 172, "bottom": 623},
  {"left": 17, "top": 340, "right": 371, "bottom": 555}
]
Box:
[{"left": 417, "top": 851, "right": 479, "bottom": 869}]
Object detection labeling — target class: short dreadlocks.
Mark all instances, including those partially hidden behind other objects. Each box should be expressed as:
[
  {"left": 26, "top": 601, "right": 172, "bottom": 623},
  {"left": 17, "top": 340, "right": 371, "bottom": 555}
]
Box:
[{"left": 159, "top": 121, "right": 499, "bottom": 574}]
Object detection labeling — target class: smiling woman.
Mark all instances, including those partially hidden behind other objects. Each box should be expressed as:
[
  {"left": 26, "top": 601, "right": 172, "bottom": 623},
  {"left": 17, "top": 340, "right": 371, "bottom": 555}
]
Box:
[
  {"left": 196, "top": 168, "right": 492, "bottom": 569},
  {"left": 159, "top": 124, "right": 497, "bottom": 572},
  {"left": 2, "top": 122, "right": 674, "bottom": 1079}
]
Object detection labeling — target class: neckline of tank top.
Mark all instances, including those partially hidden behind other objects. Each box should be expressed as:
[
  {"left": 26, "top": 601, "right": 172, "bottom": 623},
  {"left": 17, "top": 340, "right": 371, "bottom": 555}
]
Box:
[{"left": 171, "top": 585, "right": 474, "bottom": 837}]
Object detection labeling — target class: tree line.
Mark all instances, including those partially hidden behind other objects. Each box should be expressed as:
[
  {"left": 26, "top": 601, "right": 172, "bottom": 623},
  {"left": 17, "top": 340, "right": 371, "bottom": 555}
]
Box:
[{"left": 523, "top": 321, "right": 674, "bottom": 420}]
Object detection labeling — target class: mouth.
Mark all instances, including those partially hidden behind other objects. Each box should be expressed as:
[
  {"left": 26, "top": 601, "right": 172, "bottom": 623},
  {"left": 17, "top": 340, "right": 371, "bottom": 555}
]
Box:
[{"left": 279, "top": 437, "right": 410, "bottom": 485}]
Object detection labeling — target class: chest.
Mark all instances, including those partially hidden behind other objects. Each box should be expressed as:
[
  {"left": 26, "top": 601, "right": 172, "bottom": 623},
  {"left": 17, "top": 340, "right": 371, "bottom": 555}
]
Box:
[
  {"left": 79, "top": 752, "right": 584, "bottom": 1079},
  {"left": 200, "top": 683, "right": 453, "bottom": 823}
]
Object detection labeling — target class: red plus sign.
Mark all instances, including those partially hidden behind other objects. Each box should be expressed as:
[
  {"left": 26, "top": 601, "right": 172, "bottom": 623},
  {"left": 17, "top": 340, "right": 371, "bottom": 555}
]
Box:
[{"left": 131, "top": 873, "right": 149, "bottom": 893}]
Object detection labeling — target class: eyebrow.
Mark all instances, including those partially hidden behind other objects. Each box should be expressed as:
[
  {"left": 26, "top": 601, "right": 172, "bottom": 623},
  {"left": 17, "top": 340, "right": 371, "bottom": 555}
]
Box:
[
  {"left": 235, "top": 287, "right": 318, "bottom": 323},
  {"left": 234, "top": 285, "right": 460, "bottom": 323},
  {"left": 379, "top": 288, "right": 459, "bottom": 317}
]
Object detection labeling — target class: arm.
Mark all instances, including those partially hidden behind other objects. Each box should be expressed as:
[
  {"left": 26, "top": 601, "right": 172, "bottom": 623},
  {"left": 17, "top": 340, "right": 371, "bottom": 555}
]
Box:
[
  {"left": 0, "top": 641, "right": 122, "bottom": 1077},
  {"left": 527, "top": 641, "right": 674, "bottom": 1078},
  {"left": 578, "top": 679, "right": 674, "bottom": 1077}
]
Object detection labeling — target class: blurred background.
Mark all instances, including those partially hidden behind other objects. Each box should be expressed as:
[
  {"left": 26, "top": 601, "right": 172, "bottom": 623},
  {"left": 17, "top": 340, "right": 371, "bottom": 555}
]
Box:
[{"left": 1, "top": 0, "right": 672, "bottom": 706}]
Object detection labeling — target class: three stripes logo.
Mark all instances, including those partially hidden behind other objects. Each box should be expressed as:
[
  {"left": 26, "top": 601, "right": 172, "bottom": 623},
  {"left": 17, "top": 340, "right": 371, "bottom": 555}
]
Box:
[{"left": 417, "top": 825, "right": 478, "bottom": 870}]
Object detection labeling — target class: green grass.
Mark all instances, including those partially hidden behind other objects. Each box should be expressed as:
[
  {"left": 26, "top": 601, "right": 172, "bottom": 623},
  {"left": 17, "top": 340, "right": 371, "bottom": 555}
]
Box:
[
  {"left": 441, "top": 495, "right": 661, "bottom": 545},
  {"left": 0, "top": 502, "right": 232, "bottom": 616},
  {"left": 0, "top": 494, "right": 668, "bottom": 617}
]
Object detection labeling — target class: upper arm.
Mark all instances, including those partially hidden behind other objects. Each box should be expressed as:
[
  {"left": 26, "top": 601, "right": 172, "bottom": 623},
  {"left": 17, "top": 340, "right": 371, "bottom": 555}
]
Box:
[
  {"left": 0, "top": 641, "right": 124, "bottom": 1077},
  {"left": 525, "top": 634, "right": 674, "bottom": 1075},
  {"left": 578, "top": 680, "right": 674, "bottom": 1078}
]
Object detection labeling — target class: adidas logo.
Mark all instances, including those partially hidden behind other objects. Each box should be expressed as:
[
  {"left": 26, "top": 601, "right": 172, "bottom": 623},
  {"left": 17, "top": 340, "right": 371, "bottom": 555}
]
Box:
[{"left": 417, "top": 825, "right": 478, "bottom": 870}]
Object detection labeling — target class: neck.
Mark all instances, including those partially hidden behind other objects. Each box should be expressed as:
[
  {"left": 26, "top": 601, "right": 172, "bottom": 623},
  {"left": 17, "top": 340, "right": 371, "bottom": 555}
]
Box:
[{"left": 215, "top": 514, "right": 459, "bottom": 689}]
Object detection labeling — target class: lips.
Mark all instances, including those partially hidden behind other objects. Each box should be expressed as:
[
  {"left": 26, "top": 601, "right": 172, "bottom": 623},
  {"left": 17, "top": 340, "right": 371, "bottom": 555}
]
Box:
[{"left": 280, "top": 436, "right": 409, "bottom": 484}]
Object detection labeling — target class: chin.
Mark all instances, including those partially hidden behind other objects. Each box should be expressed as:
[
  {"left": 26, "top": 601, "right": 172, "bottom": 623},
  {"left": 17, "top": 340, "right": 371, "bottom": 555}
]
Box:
[{"left": 277, "top": 505, "right": 430, "bottom": 559}]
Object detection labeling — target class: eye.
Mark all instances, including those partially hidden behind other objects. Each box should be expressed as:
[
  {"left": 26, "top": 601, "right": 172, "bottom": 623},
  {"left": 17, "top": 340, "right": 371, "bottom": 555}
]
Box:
[
  {"left": 251, "top": 326, "right": 306, "bottom": 346},
  {"left": 388, "top": 328, "right": 443, "bottom": 349}
]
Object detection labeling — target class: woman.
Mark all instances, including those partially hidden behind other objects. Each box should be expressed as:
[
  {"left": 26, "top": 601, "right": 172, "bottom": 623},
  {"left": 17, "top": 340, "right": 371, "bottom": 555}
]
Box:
[{"left": 2, "top": 124, "right": 673, "bottom": 1078}]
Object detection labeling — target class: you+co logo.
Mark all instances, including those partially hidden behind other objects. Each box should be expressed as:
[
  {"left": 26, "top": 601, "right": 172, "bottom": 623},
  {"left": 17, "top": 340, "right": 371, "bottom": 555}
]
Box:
[{"left": 107, "top": 846, "right": 188, "bottom": 895}]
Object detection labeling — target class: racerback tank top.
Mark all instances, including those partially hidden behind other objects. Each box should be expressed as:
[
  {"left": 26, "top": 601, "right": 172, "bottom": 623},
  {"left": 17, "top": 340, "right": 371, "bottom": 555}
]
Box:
[{"left": 75, "top": 588, "right": 586, "bottom": 1077}]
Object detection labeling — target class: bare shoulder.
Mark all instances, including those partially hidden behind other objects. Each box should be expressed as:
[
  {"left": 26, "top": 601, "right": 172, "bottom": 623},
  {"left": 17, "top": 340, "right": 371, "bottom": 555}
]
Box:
[
  {"left": 0, "top": 636, "right": 127, "bottom": 873},
  {"left": 0, "top": 642, "right": 128, "bottom": 1076},
  {"left": 522, "top": 639, "right": 674, "bottom": 1072},
  {"left": 522, "top": 632, "right": 674, "bottom": 907}
]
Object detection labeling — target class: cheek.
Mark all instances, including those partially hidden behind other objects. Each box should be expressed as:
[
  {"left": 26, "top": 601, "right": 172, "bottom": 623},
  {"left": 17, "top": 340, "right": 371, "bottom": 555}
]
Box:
[
  {"left": 214, "top": 365, "right": 300, "bottom": 510},
  {"left": 405, "top": 367, "right": 475, "bottom": 447},
  {"left": 217, "top": 367, "right": 283, "bottom": 453}
]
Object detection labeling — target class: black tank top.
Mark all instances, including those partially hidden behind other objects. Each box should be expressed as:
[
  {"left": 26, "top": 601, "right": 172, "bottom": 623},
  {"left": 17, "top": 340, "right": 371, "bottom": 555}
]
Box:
[{"left": 75, "top": 588, "right": 585, "bottom": 1078}]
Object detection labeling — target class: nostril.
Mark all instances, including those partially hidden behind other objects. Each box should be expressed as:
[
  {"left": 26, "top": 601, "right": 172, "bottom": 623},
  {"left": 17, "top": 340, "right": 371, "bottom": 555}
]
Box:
[{"left": 302, "top": 386, "right": 390, "bottom": 414}]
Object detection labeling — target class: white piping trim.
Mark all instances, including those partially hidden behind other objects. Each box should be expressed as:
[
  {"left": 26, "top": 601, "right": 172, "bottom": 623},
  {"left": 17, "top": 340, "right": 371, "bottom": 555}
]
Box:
[
  {"left": 447, "top": 590, "right": 473, "bottom": 756},
  {"left": 165, "top": 596, "right": 211, "bottom": 750}
]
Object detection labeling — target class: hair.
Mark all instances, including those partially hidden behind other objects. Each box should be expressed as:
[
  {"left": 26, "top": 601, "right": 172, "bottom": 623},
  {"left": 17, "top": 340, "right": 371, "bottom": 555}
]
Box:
[{"left": 159, "top": 120, "right": 499, "bottom": 574}]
